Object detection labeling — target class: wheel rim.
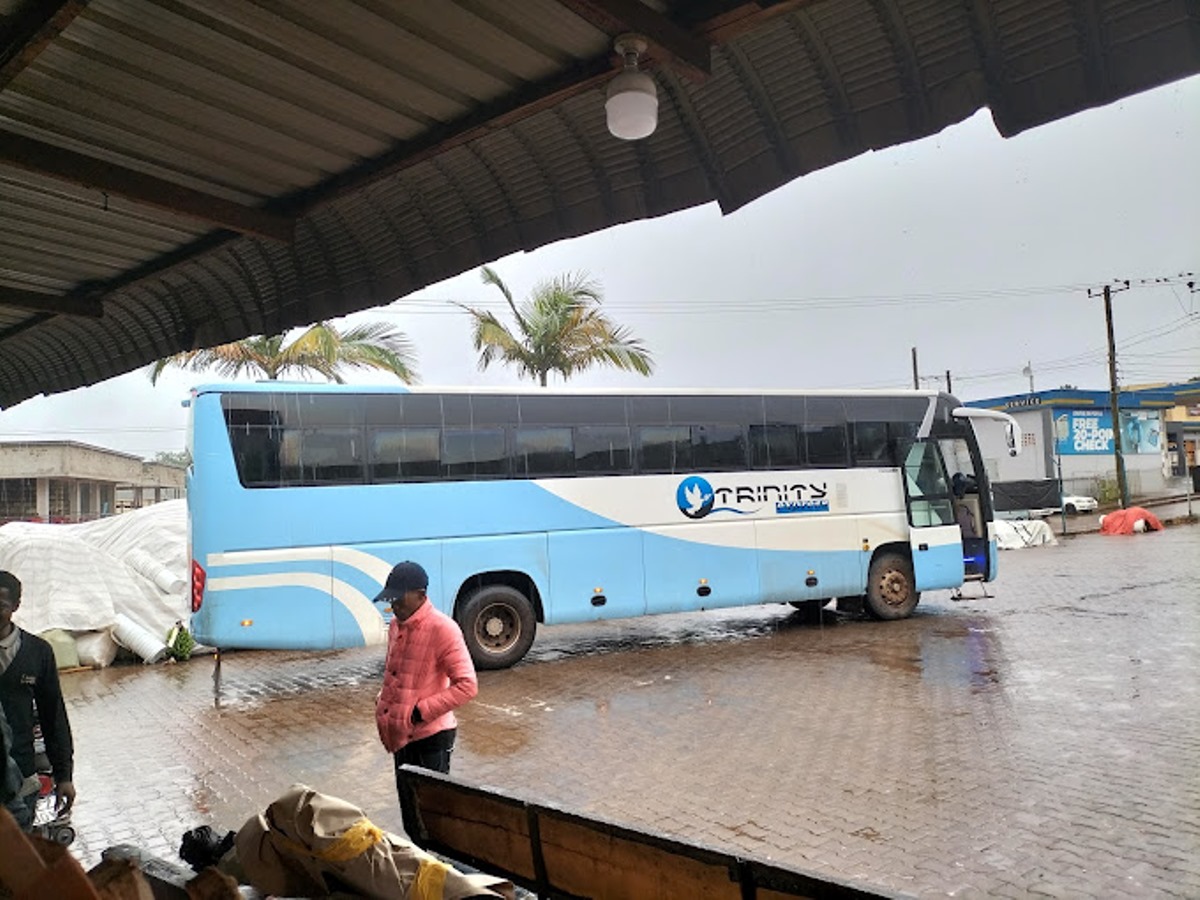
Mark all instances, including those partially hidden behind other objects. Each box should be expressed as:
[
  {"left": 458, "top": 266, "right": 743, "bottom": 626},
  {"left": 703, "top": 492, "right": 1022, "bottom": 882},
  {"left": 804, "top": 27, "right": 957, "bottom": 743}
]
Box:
[
  {"left": 876, "top": 568, "right": 911, "bottom": 608},
  {"left": 474, "top": 601, "right": 520, "bottom": 653}
]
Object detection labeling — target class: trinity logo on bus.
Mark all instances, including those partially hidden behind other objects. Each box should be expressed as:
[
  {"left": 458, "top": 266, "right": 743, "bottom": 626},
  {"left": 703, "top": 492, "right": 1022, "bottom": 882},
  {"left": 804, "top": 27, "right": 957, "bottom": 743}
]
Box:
[
  {"left": 676, "top": 476, "right": 829, "bottom": 519},
  {"left": 186, "top": 385, "right": 1020, "bottom": 669}
]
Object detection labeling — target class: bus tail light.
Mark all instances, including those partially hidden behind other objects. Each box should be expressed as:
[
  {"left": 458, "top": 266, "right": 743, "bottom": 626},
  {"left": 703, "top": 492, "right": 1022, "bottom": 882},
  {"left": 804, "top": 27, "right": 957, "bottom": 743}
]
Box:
[{"left": 191, "top": 559, "right": 206, "bottom": 613}]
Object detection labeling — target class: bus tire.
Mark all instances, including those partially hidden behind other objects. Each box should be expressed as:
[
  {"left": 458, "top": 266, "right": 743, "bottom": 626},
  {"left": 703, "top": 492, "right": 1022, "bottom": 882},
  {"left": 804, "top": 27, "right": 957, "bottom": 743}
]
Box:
[
  {"left": 864, "top": 552, "right": 920, "bottom": 620},
  {"left": 458, "top": 585, "right": 536, "bottom": 670}
]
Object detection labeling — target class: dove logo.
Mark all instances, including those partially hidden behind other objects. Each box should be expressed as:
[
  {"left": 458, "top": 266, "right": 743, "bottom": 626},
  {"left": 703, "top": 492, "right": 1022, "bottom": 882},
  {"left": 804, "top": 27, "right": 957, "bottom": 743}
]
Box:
[{"left": 676, "top": 476, "right": 715, "bottom": 519}]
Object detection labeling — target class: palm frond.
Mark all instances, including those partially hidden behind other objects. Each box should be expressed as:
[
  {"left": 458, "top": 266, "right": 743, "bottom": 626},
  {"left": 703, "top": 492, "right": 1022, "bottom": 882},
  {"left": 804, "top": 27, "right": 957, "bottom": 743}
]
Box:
[
  {"left": 148, "top": 320, "right": 419, "bottom": 386},
  {"left": 467, "top": 267, "right": 653, "bottom": 386}
]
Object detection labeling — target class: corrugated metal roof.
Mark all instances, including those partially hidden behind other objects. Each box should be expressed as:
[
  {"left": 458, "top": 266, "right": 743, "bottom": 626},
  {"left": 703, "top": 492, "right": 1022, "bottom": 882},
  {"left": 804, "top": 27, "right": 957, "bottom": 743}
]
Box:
[{"left": 1, "top": 0, "right": 1197, "bottom": 407}]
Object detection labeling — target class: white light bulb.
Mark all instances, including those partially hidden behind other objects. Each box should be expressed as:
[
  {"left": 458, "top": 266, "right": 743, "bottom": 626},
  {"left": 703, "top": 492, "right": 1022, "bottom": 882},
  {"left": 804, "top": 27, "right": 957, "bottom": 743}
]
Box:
[{"left": 606, "top": 70, "right": 658, "bottom": 140}]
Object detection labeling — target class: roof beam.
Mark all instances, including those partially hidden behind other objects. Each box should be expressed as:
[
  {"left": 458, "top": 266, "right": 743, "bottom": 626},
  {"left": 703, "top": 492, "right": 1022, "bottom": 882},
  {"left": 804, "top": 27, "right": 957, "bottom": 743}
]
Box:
[
  {"left": 557, "top": 0, "right": 712, "bottom": 81},
  {"left": 0, "top": 286, "right": 102, "bottom": 317},
  {"left": 311, "top": 57, "right": 616, "bottom": 209},
  {"left": 0, "top": 131, "right": 296, "bottom": 242},
  {"left": 309, "top": 3, "right": 822, "bottom": 210},
  {"left": 687, "top": 1, "right": 830, "bottom": 42},
  {"left": 0, "top": 0, "right": 88, "bottom": 91}
]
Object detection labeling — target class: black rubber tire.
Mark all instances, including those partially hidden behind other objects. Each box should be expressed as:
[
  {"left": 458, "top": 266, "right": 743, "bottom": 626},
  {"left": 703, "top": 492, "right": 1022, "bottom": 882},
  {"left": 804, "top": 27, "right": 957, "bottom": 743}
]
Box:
[
  {"left": 457, "top": 584, "right": 536, "bottom": 670},
  {"left": 1065, "top": 503, "right": 1078, "bottom": 515},
  {"left": 864, "top": 552, "right": 920, "bottom": 620}
]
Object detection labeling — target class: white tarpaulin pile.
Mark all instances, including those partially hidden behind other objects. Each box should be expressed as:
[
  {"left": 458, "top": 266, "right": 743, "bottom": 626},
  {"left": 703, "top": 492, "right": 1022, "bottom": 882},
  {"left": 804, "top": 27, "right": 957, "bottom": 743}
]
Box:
[
  {"left": 994, "top": 518, "right": 1058, "bottom": 549},
  {"left": 0, "top": 500, "right": 189, "bottom": 664}
]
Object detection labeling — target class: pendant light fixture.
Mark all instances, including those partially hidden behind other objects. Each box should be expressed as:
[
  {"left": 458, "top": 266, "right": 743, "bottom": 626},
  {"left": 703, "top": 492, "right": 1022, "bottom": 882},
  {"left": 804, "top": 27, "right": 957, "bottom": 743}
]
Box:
[{"left": 605, "top": 34, "right": 658, "bottom": 140}]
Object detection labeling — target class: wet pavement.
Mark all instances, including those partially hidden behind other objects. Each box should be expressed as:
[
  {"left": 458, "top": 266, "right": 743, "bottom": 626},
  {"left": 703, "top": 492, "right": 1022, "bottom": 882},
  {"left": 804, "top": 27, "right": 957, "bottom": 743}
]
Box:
[{"left": 60, "top": 524, "right": 1199, "bottom": 898}]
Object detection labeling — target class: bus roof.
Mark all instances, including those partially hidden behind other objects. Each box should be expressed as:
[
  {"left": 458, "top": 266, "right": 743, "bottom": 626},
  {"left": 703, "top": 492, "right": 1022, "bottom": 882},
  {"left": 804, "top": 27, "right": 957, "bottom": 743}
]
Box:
[{"left": 191, "top": 382, "right": 949, "bottom": 400}]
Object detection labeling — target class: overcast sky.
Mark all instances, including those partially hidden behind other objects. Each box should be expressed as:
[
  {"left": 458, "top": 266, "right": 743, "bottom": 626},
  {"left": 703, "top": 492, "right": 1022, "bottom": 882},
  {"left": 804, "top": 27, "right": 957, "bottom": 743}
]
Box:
[{"left": 1, "top": 75, "right": 1197, "bottom": 459}]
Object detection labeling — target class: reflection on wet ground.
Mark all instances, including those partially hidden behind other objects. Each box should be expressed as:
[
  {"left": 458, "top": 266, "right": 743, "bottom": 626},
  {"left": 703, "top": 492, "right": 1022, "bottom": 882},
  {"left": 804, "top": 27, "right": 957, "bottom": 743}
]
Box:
[{"left": 60, "top": 526, "right": 1200, "bottom": 898}]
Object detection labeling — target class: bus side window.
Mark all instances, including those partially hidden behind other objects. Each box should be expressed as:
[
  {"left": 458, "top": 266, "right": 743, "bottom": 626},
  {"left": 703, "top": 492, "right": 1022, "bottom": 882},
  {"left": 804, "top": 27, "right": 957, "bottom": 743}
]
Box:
[
  {"left": 370, "top": 428, "right": 440, "bottom": 482},
  {"left": 224, "top": 403, "right": 283, "bottom": 487},
  {"left": 576, "top": 426, "right": 632, "bottom": 474},
  {"left": 637, "top": 425, "right": 690, "bottom": 473},
  {"left": 443, "top": 429, "right": 508, "bottom": 480},
  {"left": 692, "top": 424, "right": 746, "bottom": 470},
  {"left": 853, "top": 421, "right": 893, "bottom": 466},
  {"left": 749, "top": 424, "right": 800, "bottom": 469},
  {"left": 280, "top": 428, "right": 366, "bottom": 485},
  {"left": 515, "top": 427, "right": 575, "bottom": 477}
]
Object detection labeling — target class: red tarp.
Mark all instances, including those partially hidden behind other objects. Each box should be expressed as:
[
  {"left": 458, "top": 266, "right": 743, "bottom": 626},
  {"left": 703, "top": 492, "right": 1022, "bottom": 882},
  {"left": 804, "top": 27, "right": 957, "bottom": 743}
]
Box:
[{"left": 1099, "top": 507, "right": 1164, "bottom": 534}]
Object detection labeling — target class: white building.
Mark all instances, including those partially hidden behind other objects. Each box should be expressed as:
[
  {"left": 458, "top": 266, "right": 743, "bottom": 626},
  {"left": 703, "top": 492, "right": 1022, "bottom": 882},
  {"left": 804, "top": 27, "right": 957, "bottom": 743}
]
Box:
[
  {"left": 967, "top": 389, "right": 1174, "bottom": 501},
  {"left": 0, "top": 441, "right": 184, "bottom": 524}
]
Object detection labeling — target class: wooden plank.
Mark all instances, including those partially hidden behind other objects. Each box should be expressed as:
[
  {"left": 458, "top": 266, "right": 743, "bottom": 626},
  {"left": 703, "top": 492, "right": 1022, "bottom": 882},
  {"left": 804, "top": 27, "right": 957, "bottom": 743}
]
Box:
[
  {"left": 398, "top": 767, "right": 906, "bottom": 899},
  {"left": 400, "top": 770, "right": 538, "bottom": 883},
  {"left": 537, "top": 812, "right": 742, "bottom": 899}
]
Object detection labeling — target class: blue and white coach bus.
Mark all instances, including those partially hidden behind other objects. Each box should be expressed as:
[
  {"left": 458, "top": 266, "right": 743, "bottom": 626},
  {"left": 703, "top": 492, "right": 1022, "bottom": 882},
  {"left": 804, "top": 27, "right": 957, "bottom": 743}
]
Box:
[{"left": 186, "top": 384, "right": 1019, "bottom": 668}]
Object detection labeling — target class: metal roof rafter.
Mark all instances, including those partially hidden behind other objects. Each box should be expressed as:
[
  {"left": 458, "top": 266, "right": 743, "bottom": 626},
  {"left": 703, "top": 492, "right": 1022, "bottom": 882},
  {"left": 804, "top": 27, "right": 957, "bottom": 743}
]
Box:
[
  {"left": 0, "top": 0, "right": 87, "bottom": 90},
  {"left": 0, "top": 285, "right": 102, "bottom": 317},
  {"left": 555, "top": 0, "right": 712, "bottom": 81},
  {"left": 0, "top": 132, "right": 296, "bottom": 243}
]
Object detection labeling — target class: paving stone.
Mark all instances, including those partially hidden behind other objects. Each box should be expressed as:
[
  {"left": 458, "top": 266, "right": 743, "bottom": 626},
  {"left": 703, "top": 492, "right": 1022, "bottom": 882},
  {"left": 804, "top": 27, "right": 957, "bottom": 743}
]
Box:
[{"left": 50, "top": 524, "right": 1200, "bottom": 897}]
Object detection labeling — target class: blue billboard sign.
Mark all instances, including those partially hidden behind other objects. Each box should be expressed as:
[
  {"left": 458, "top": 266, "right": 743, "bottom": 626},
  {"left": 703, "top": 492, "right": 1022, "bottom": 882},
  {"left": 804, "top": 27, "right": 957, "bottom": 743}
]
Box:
[{"left": 1053, "top": 410, "right": 1162, "bottom": 456}]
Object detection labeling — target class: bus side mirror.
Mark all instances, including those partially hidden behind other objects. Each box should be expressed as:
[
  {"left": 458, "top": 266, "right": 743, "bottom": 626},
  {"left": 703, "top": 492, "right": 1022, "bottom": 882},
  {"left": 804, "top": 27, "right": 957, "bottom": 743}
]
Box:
[{"left": 951, "top": 406, "right": 1020, "bottom": 457}]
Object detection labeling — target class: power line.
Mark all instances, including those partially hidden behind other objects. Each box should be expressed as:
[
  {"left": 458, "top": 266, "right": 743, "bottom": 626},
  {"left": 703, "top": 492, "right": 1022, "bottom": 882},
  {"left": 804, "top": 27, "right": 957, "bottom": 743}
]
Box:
[{"left": 373, "top": 272, "right": 1197, "bottom": 317}]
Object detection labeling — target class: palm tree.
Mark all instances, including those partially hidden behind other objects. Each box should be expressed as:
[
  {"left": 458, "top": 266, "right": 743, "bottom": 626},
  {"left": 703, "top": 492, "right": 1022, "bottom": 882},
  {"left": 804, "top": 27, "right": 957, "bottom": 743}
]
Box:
[
  {"left": 148, "top": 321, "right": 418, "bottom": 384},
  {"left": 462, "top": 267, "right": 653, "bottom": 386}
]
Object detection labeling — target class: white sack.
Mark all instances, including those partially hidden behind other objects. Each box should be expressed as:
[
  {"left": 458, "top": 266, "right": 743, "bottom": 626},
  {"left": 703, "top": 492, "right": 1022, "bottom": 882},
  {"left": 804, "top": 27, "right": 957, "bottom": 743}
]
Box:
[
  {"left": 0, "top": 500, "right": 189, "bottom": 642},
  {"left": 74, "top": 630, "right": 119, "bottom": 668},
  {"left": 995, "top": 518, "right": 1058, "bottom": 549}
]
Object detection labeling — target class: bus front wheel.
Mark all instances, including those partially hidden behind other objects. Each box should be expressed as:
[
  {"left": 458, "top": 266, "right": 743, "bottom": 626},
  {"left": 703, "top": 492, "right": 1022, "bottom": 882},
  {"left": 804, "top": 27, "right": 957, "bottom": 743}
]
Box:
[
  {"left": 864, "top": 553, "right": 920, "bottom": 620},
  {"left": 458, "top": 585, "right": 536, "bottom": 670}
]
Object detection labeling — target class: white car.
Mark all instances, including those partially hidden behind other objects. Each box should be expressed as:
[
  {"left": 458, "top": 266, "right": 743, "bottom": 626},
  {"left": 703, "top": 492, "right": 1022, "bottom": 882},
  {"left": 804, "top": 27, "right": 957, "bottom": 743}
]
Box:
[{"left": 1062, "top": 494, "right": 1099, "bottom": 515}]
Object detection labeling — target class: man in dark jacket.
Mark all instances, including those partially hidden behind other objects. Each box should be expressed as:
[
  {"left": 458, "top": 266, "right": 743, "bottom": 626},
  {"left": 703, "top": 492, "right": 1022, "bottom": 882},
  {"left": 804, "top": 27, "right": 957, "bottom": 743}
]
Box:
[{"left": 0, "top": 569, "right": 75, "bottom": 827}]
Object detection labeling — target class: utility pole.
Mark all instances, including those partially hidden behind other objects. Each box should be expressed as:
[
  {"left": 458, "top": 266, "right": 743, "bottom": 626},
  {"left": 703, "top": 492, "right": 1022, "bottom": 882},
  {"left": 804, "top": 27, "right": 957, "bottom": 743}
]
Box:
[
  {"left": 911, "top": 347, "right": 919, "bottom": 390},
  {"left": 1090, "top": 281, "right": 1131, "bottom": 508},
  {"left": 945, "top": 370, "right": 952, "bottom": 393}
]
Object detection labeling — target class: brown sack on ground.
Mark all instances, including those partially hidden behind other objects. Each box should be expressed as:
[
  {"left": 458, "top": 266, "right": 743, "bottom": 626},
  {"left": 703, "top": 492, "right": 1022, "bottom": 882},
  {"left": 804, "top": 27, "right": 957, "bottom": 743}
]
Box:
[
  {"left": 89, "top": 859, "right": 155, "bottom": 900},
  {"left": 229, "top": 784, "right": 512, "bottom": 900},
  {"left": 185, "top": 867, "right": 242, "bottom": 900}
]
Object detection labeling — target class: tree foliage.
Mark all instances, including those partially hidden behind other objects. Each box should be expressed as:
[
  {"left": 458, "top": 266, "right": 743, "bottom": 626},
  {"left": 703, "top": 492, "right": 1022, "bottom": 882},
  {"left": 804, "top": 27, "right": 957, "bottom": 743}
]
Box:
[
  {"left": 153, "top": 450, "right": 191, "bottom": 468},
  {"left": 460, "top": 267, "right": 653, "bottom": 386},
  {"left": 148, "top": 321, "right": 418, "bottom": 385}
]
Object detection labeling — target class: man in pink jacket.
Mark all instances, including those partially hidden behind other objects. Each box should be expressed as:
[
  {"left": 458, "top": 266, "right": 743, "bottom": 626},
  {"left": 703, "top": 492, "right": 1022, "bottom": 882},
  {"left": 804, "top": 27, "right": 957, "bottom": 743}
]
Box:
[{"left": 374, "top": 562, "right": 477, "bottom": 793}]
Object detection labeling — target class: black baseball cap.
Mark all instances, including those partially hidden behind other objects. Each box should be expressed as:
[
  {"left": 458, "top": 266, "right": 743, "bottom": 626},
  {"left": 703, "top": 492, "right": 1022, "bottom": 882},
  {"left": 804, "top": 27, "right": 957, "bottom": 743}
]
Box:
[{"left": 374, "top": 561, "right": 429, "bottom": 602}]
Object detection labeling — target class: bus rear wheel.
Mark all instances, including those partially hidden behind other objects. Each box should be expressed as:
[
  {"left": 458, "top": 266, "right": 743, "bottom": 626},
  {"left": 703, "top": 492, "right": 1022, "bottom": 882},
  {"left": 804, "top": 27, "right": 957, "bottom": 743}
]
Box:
[
  {"left": 458, "top": 584, "right": 536, "bottom": 670},
  {"left": 864, "top": 552, "right": 920, "bottom": 620}
]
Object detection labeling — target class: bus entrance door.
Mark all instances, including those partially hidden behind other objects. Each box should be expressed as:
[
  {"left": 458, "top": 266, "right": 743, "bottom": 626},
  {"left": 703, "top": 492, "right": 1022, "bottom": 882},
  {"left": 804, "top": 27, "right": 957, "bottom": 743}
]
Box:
[{"left": 902, "top": 441, "right": 966, "bottom": 592}]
